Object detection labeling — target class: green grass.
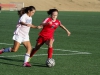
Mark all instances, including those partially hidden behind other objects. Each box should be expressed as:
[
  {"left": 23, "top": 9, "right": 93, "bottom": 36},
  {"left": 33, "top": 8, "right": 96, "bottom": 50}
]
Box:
[{"left": 0, "top": 11, "right": 100, "bottom": 75}]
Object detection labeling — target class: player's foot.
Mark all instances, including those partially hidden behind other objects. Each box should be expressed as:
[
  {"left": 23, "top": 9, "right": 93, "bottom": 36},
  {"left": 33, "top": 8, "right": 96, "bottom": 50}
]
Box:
[
  {"left": 28, "top": 57, "right": 31, "bottom": 62},
  {"left": 0, "top": 49, "right": 4, "bottom": 54},
  {"left": 23, "top": 62, "right": 31, "bottom": 67}
]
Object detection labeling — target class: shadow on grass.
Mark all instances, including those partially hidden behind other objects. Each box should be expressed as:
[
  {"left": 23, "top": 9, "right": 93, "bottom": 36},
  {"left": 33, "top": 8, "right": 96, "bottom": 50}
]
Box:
[
  {"left": 0, "top": 57, "right": 23, "bottom": 62},
  {"left": 0, "top": 58, "right": 49, "bottom": 68},
  {"left": 0, "top": 57, "right": 23, "bottom": 67},
  {"left": 32, "top": 63, "right": 48, "bottom": 68},
  {"left": 0, "top": 61, "right": 22, "bottom": 67}
]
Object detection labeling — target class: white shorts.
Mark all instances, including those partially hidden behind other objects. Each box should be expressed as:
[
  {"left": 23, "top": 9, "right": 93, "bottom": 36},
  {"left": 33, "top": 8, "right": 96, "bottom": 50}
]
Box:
[{"left": 13, "top": 35, "right": 30, "bottom": 44}]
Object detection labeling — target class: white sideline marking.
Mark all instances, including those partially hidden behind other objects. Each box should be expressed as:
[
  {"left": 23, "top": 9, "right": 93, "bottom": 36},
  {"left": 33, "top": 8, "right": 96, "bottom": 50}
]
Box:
[
  {"left": 0, "top": 43, "right": 23, "bottom": 46},
  {"left": 0, "top": 52, "right": 91, "bottom": 57},
  {"left": 0, "top": 42, "right": 91, "bottom": 58},
  {"left": 0, "top": 43, "right": 83, "bottom": 53}
]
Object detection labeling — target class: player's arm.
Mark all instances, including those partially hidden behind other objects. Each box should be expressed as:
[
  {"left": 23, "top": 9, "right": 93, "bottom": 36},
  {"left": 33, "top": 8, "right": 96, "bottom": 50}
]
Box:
[
  {"left": 30, "top": 24, "right": 38, "bottom": 28},
  {"left": 39, "top": 18, "right": 52, "bottom": 27},
  {"left": 39, "top": 21, "right": 52, "bottom": 28},
  {"left": 38, "top": 22, "right": 49, "bottom": 29},
  {"left": 20, "top": 22, "right": 41, "bottom": 29},
  {"left": 20, "top": 22, "right": 30, "bottom": 26},
  {"left": 30, "top": 24, "right": 43, "bottom": 29},
  {"left": 60, "top": 24, "right": 71, "bottom": 36},
  {"left": 28, "top": 24, "right": 42, "bottom": 29},
  {"left": 39, "top": 23, "right": 44, "bottom": 28}
]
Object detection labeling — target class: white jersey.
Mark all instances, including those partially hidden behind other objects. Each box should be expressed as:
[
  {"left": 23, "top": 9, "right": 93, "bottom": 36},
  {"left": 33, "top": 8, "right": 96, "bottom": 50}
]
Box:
[{"left": 14, "top": 14, "right": 32, "bottom": 38}]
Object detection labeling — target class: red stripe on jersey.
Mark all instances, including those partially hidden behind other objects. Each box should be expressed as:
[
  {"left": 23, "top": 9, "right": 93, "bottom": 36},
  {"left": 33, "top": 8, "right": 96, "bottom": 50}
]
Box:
[{"left": 43, "top": 18, "right": 49, "bottom": 23}]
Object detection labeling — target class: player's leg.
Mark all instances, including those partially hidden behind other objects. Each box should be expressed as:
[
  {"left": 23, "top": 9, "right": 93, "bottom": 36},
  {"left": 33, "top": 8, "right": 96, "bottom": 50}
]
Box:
[
  {"left": 46, "top": 39, "right": 54, "bottom": 59},
  {"left": 0, "top": 40, "right": 20, "bottom": 54},
  {"left": 11, "top": 41, "right": 21, "bottom": 52},
  {"left": 22, "top": 41, "right": 32, "bottom": 67},
  {"left": 30, "top": 36, "right": 44, "bottom": 58},
  {"left": 30, "top": 42, "right": 44, "bottom": 58},
  {"left": 0, "top": 34, "right": 22, "bottom": 54},
  {"left": 11, "top": 34, "right": 22, "bottom": 52}
]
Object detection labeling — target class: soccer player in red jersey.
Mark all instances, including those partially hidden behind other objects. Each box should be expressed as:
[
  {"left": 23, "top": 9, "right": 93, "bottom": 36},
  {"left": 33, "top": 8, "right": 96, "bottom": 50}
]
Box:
[{"left": 29, "top": 9, "right": 71, "bottom": 63}]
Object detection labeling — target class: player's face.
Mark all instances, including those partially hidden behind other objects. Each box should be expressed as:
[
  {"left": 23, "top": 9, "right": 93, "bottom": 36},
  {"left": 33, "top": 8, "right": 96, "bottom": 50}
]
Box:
[
  {"left": 28, "top": 10, "right": 35, "bottom": 17},
  {"left": 51, "top": 11, "right": 58, "bottom": 20}
]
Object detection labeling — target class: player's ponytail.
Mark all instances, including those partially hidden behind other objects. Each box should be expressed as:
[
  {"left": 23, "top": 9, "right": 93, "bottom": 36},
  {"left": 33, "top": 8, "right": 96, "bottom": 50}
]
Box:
[
  {"left": 18, "top": 6, "right": 36, "bottom": 17},
  {"left": 18, "top": 7, "right": 27, "bottom": 17},
  {"left": 25, "top": 6, "right": 36, "bottom": 13},
  {"left": 47, "top": 9, "right": 59, "bottom": 15}
]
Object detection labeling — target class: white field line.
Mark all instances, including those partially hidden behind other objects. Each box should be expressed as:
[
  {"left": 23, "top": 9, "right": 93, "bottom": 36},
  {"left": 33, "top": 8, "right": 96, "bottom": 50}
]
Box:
[
  {"left": 0, "top": 43, "right": 91, "bottom": 57},
  {"left": 0, "top": 42, "right": 90, "bottom": 53},
  {"left": 0, "top": 43, "right": 23, "bottom": 46},
  {"left": 0, "top": 52, "right": 91, "bottom": 57}
]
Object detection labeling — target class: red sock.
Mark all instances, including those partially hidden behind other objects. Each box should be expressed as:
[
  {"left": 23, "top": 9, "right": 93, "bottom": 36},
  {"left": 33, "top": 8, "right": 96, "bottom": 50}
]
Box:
[
  {"left": 30, "top": 49, "right": 37, "bottom": 57},
  {"left": 48, "top": 47, "right": 53, "bottom": 58}
]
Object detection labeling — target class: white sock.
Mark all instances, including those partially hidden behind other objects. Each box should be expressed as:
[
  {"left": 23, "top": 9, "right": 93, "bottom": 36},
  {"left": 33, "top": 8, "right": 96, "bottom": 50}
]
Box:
[{"left": 24, "top": 53, "right": 30, "bottom": 63}]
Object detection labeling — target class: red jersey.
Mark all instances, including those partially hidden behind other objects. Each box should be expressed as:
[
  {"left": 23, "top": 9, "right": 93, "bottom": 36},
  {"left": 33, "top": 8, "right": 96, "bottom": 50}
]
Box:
[{"left": 39, "top": 17, "right": 61, "bottom": 39}]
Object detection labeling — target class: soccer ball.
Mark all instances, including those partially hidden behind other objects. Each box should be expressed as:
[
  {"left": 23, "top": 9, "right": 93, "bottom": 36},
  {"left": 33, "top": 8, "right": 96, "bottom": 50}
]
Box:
[{"left": 46, "top": 58, "right": 55, "bottom": 67}]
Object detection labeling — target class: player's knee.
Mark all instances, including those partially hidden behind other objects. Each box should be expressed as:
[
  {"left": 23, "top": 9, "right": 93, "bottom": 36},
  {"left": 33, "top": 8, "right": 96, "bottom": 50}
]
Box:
[
  {"left": 48, "top": 45, "right": 53, "bottom": 48},
  {"left": 48, "top": 43, "right": 53, "bottom": 48}
]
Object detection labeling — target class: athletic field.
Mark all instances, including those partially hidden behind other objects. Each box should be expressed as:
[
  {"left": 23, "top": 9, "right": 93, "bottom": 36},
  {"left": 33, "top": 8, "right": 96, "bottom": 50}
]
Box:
[{"left": 0, "top": 11, "right": 100, "bottom": 75}]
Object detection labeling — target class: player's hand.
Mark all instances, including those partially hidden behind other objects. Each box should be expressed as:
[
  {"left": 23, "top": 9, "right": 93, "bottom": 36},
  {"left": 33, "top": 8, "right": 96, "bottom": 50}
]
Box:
[
  {"left": 67, "top": 31, "right": 71, "bottom": 36},
  {"left": 37, "top": 26, "right": 42, "bottom": 29},
  {"left": 48, "top": 21, "right": 52, "bottom": 25}
]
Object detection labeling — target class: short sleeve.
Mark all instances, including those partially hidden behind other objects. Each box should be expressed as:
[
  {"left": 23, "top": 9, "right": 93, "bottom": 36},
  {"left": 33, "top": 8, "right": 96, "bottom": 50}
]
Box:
[
  {"left": 19, "top": 14, "right": 26, "bottom": 23},
  {"left": 59, "top": 20, "right": 61, "bottom": 26},
  {"left": 42, "top": 18, "right": 49, "bottom": 23}
]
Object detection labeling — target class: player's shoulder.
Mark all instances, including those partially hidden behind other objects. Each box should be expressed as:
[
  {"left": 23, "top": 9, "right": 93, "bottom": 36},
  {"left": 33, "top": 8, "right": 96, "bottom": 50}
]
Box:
[
  {"left": 43, "top": 17, "right": 51, "bottom": 22},
  {"left": 22, "top": 13, "right": 27, "bottom": 16},
  {"left": 20, "top": 13, "right": 27, "bottom": 18},
  {"left": 44, "top": 17, "right": 51, "bottom": 20}
]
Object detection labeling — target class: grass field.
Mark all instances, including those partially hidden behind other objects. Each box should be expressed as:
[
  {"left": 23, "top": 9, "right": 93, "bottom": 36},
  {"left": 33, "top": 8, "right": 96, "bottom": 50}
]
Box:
[{"left": 0, "top": 11, "right": 100, "bottom": 75}]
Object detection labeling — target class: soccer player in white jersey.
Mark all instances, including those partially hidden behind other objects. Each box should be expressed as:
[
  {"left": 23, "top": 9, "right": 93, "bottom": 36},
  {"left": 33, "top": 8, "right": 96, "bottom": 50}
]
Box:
[{"left": 0, "top": 6, "right": 39, "bottom": 67}]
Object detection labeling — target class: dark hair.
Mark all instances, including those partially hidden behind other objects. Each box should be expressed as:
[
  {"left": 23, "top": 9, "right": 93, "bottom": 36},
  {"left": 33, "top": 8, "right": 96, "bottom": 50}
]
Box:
[
  {"left": 18, "top": 7, "right": 27, "bottom": 17},
  {"left": 25, "top": 6, "right": 36, "bottom": 13},
  {"left": 47, "top": 9, "right": 59, "bottom": 15},
  {"left": 18, "top": 6, "right": 36, "bottom": 17}
]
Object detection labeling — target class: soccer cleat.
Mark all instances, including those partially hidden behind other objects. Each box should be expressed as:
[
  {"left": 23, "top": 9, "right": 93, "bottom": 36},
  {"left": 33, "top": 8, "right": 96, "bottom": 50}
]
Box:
[
  {"left": 0, "top": 49, "right": 4, "bottom": 54},
  {"left": 23, "top": 62, "right": 31, "bottom": 67}
]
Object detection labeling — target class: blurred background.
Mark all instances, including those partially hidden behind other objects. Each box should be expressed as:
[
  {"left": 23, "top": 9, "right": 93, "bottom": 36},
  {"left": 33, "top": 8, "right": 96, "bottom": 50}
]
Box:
[{"left": 0, "top": 0, "right": 100, "bottom": 11}]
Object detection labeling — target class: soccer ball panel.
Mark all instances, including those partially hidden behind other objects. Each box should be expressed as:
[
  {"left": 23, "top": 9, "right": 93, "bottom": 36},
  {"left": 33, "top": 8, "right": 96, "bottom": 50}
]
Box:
[{"left": 46, "top": 58, "right": 55, "bottom": 67}]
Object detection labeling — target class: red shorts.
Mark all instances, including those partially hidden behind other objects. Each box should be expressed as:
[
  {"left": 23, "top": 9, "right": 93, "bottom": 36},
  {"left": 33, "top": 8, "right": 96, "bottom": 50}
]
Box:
[{"left": 37, "top": 36, "right": 54, "bottom": 44}]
